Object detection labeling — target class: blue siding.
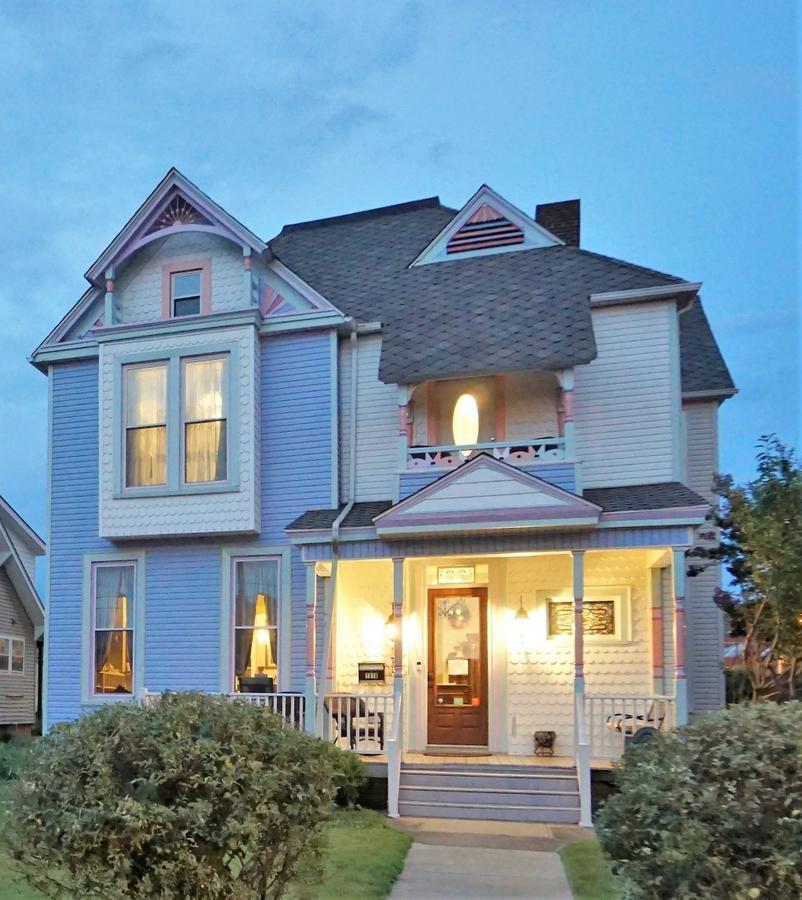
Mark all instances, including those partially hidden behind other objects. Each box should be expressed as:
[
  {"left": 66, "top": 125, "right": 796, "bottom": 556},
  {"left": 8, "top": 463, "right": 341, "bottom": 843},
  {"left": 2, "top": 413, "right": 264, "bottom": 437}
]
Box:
[
  {"left": 46, "top": 330, "right": 334, "bottom": 728},
  {"left": 398, "top": 461, "right": 576, "bottom": 500},
  {"left": 47, "top": 361, "right": 114, "bottom": 728}
]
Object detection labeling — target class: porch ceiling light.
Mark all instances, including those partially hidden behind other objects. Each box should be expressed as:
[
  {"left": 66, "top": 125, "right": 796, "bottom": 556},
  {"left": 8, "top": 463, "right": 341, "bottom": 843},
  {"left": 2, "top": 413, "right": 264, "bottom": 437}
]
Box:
[
  {"left": 452, "top": 393, "right": 479, "bottom": 456},
  {"left": 515, "top": 597, "right": 530, "bottom": 621}
]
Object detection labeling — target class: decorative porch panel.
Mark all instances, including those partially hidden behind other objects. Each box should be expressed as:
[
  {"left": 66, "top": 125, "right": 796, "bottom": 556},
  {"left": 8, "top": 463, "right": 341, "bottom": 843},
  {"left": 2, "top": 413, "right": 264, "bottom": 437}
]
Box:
[
  {"left": 301, "top": 526, "right": 694, "bottom": 561},
  {"left": 506, "top": 550, "right": 654, "bottom": 757},
  {"left": 398, "top": 461, "right": 577, "bottom": 501}
]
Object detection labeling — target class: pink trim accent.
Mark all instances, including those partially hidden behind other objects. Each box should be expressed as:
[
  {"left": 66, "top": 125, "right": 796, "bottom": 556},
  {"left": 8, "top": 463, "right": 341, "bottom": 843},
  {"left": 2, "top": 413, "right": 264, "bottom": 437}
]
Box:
[
  {"left": 105, "top": 278, "right": 115, "bottom": 293},
  {"left": 562, "top": 388, "right": 574, "bottom": 423},
  {"left": 243, "top": 256, "right": 252, "bottom": 272},
  {"left": 674, "top": 595, "right": 687, "bottom": 679},
  {"left": 495, "top": 375, "right": 506, "bottom": 441},
  {"left": 574, "top": 596, "right": 584, "bottom": 676},
  {"left": 467, "top": 204, "right": 505, "bottom": 224},
  {"left": 651, "top": 606, "right": 664, "bottom": 679},
  {"left": 398, "top": 404, "right": 413, "bottom": 442},
  {"left": 260, "top": 284, "right": 288, "bottom": 316},
  {"left": 161, "top": 258, "right": 212, "bottom": 318}
]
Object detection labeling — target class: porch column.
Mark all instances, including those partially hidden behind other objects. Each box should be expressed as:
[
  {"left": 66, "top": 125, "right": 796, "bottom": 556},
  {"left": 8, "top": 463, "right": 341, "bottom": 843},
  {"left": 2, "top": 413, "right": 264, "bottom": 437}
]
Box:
[
  {"left": 672, "top": 547, "right": 689, "bottom": 726},
  {"left": 571, "top": 550, "right": 586, "bottom": 714},
  {"left": 558, "top": 370, "right": 576, "bottom": 465},
  {"left": 304, "top": 561, "right": 317, "bottom": 734},
  {"left": 396, "top": 388, "right": 412, "bottom": 501},
  {"left": 650, "top": 568, "right": 665, "bottom": 695},
  {"left": 392, "top": 558, "right": 405, "bottom": 712}
]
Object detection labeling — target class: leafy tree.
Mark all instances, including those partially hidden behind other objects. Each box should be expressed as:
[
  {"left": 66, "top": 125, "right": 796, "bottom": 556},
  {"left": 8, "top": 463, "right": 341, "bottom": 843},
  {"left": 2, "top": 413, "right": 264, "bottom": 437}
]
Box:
[{"left": 688, "top": 435, "right": 802, "bottom": 700}]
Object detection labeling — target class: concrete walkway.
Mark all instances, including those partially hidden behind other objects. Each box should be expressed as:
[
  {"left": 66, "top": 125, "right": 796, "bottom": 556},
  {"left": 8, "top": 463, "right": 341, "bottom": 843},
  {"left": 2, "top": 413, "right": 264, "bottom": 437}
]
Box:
[{"left": 389, "top": 818, "right": 585, "bottom": 899}]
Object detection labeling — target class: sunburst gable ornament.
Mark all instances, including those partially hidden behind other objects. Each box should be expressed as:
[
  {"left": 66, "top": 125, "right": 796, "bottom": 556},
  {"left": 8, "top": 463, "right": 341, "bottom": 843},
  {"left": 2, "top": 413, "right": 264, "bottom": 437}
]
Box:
[{"left": 145, "top": 194, "right": 211, "bottom": 235}]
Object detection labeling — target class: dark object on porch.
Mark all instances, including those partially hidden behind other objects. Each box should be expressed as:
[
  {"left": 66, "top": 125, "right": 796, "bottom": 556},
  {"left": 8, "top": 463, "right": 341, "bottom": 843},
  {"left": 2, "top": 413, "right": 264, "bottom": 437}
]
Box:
[
  {"left": 625, "top": 726, "right": 659, "bottom": 752},
  {"left": 326, "top": 697, "right": 385, "bottom": 751},
  {"left": 238, "top": 674, "right": 275, "bottom": 693},
  {"left": 606, "top": 701, "right": 666, "bottom": 735},
  {"left": 534, "top": 730, "right": 556, "bottom": 757}
]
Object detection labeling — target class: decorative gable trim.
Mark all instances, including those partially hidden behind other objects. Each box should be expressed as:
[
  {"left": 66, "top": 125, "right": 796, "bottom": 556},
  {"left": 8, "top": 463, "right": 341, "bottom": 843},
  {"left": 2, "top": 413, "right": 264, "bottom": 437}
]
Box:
[
  {"left": 0, "top": 518, "right": 44, "bottom": 627},
  {"left": 410, "top": 184, "right": 562, "bottom": 266},
  {"left": 374, "top": 453, "right": 601, "bottom": 536},
  {"left": 84, "top": 168, "right": 267, "bottom": 286}
]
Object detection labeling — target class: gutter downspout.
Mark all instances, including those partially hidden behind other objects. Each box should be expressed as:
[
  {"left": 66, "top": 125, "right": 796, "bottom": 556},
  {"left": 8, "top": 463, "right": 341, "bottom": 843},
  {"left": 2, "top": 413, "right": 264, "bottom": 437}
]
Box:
[{"left": 316, "top": 323, "right": 358, "bottom": 732}]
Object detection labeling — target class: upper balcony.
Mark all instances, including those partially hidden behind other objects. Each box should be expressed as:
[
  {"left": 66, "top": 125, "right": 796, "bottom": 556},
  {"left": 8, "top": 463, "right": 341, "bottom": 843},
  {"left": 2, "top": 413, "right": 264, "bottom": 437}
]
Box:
[{"left": 398, "top": 370, "right": 577, "bottom": 499}]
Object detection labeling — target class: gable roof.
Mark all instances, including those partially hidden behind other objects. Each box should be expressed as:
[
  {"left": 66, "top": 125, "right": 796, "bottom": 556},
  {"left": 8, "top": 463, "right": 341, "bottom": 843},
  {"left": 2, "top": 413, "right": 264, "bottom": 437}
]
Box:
[
  {"left": 0, "top": 497, "right": 46, "bottom": 556},
  {"left": 270, "top": 196, "right": 728, "bottom": 387},
  {"left": 679, "top": 296, "right": 736, "bottom": 397},
  {"left": 583, "top": 482, "right": 708, "bottom": 513},
  {"left": 0, "top": 515, "right": 44, "bottom": 628}
]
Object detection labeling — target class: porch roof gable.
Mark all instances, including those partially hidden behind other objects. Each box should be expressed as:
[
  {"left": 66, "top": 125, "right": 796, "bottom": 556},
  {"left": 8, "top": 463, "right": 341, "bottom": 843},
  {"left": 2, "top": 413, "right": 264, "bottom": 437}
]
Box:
[{"left": 373, "top": 454, "right": 602, "bottom": 537}]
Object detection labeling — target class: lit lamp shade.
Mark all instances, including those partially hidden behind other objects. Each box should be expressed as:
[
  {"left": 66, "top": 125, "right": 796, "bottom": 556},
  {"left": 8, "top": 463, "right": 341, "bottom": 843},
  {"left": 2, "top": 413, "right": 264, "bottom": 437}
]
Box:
[{"left": 452, "top": 393, "right": 479, "bottom": 456}]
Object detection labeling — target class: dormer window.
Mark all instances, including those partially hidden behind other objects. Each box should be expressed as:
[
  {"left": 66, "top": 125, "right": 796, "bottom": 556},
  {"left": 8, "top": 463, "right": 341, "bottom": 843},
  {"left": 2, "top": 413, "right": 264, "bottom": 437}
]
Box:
[{"left": 171, "top": 270, "right": 202, "bottom": 317}]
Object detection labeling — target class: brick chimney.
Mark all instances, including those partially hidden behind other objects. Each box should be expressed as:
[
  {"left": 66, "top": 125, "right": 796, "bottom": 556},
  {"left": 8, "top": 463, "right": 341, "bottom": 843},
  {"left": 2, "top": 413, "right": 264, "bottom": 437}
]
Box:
[{"left": 535, "top": 199, "right": 580, "bottom": 247}]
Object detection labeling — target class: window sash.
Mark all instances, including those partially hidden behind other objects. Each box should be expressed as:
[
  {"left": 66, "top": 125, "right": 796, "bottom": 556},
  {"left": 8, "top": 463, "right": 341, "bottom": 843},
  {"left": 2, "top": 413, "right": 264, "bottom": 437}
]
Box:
[
  {"left": 92, "top": 563, "right": 136, "bottom": 696},
  {"left": 232, "top": 558, "right": 280, "bottom": 692},
  {"left": 10, "top": 639, "right": 24, "bottom": 673},
  {"left": 182, "top": 355, "right": 228, "bottom": 484},
  {"left": 171, "top": 270, "right": 202, "bottom": 318},
  {"left": 124, "top": 362, "right": 168, "bottom": 488}
]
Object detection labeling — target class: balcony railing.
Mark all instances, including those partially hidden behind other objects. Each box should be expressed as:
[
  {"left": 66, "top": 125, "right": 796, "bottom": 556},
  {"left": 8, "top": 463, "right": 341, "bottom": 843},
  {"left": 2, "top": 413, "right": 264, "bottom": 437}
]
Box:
[{"left": 407, "top": 437, "right": 566, "bottom": 470}]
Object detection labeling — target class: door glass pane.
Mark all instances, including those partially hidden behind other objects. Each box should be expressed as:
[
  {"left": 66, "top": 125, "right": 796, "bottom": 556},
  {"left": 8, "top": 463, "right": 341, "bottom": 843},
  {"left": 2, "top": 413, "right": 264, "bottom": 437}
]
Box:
[
  {"left": 433, "top": 594, "right": 482, "bottom": 708},
  {"left": 234, "top": 560, "right": 279, "bottom": 691}
]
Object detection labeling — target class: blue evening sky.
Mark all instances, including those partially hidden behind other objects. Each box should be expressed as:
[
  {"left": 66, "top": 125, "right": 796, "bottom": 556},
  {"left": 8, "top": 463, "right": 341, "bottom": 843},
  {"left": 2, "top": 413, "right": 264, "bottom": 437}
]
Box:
[{"left": 0, "top": 1, "right": 798, "bottom": 539}]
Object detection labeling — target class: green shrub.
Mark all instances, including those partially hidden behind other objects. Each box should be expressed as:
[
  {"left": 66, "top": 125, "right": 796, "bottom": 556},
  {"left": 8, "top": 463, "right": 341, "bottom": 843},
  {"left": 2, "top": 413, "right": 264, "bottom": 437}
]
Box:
[
  {"left": 2, "top": 692, "right": 365, "bottom": 899},
  {"left": 0, "top": 737, "right": 33, "bottom": 781},
  {"left": 597, "top": 702, "right": 802, "bottom": 899}
]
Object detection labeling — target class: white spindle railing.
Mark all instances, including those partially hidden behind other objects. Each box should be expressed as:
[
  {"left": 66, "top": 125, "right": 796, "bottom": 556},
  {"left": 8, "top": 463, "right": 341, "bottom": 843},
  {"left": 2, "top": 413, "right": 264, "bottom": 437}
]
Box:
[
  {"left": 407, "top": 437, "right": 565, "bottom": 470},
  {"left": 229, "top": 692, "right": 305, "bottom": 729},
  {"left": 585, "top": 694, "right": 676, "bottom": 760},
  {"left": 387, "top": 693, "right": 403, "bottom": 818},
  {"left": 323, "top": 692, "right": 392, "bottom": 755}
]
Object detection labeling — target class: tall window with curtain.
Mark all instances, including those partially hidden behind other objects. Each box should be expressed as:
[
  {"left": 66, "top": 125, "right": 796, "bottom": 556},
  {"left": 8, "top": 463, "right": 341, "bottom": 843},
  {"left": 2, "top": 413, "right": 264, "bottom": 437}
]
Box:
[
  {"left": 124, "top": 363, "right": 167, "bottom": 487},
  {"left": 233, "top": 558, "right": 279, "bottom": 693},
  {"left": 93, "top": 562, "right": 136, "bottom": 695},
  {"left": 183, "top": 355, "right": 228, "bottom": 483}
]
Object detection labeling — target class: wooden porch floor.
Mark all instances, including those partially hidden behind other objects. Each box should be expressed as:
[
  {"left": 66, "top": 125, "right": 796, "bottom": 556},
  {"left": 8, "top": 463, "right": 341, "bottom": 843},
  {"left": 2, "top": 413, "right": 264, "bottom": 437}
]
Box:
[{"left": 360, "top": 751, "right": 614, "bottom": 774}]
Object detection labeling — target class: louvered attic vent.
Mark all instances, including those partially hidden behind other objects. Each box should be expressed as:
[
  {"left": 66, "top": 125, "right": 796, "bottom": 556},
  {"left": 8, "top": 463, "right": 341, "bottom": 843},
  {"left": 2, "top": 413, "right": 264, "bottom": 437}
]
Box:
[{"left": 446, "top": 204, "right": 524, "bottom": 254}]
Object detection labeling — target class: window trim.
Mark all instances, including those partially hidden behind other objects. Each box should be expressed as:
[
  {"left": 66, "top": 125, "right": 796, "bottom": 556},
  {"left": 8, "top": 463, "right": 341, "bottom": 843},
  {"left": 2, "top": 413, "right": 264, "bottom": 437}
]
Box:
[
  {"left": 180, "top": 353, "right": 229, "bottom": 487},
  {"left": 220, "top": 546, "right": 292, "bottom": 694},
  {"left": 82, "top": 552, "right": 146, "bottom": 704},
  {"left": 161, "top": 259, "right": 211, "bottom": 319},
  {"left": 537, "top": 586, "right": 631, "bottom": 644},
  {"left": 0, "top": 634, "right": 25, "bottom": 674},
  {"left": 112, "top": 343, "right": 240, "bottom": 499},
  {"left": 122, "top": 359, "right": 169, "bottom": 489}
]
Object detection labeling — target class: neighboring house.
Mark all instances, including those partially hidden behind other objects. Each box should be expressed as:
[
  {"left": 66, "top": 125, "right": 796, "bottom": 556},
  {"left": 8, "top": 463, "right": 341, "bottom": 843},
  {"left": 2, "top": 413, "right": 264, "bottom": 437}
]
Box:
[
  {"left": 31, "top": 170, "right": 735, "bottom": 823},
  {"left": 0, "top": 497, "right": 45, "bottom": 734}
]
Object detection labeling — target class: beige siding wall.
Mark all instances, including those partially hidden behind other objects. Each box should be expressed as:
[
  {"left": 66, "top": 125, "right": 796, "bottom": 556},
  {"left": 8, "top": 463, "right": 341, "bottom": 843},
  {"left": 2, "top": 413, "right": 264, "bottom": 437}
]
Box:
[
  {"left": 683, "top": 400, "right": 725, "bottom": 712},
  {"left": 0, "top": 569, "right": 36, "bottom": 726},
  {"left": 574, "top": 302, "right": 678, "bottom": 487},
  {"left": 339, "top": 335, "right": 398, "bottom": 502}
]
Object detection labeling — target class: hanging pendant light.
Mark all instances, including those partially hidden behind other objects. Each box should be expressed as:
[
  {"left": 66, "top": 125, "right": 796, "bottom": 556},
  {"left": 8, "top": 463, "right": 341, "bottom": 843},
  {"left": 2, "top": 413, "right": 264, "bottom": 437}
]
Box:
[
  {"left": 515, "top": 596, "right": 530, "bottom": 621},
  {"left": 385, "top": 610, "right": 398, "bottom": 640}
]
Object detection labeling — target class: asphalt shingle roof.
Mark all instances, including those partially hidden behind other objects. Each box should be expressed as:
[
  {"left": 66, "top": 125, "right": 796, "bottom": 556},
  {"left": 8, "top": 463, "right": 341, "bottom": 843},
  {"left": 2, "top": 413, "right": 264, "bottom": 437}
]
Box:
[
  {"left": 583, "top": 482, "right": 708, "bottom": 513},
  {"left": 270, "top": 197, "right": 732, "bottom": 393},
  {"left": 680, "top": 297, "right": 736, "bottom": 395},
  {"left": 286, "top": 482, "right": 707, "bottom": 532}
]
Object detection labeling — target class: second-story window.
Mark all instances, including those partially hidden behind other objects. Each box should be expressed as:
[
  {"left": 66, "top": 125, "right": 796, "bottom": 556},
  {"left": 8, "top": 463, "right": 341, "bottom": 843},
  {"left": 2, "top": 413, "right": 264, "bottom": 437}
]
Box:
[
  {"left": 124, "top": 362, "right": 168, "bottom": 487},
  {"left": 171, "top": 270, "right": 202, "bottom": 317},
  {"left": 183, "top": 355, "right": 228, "bottom": 483}
]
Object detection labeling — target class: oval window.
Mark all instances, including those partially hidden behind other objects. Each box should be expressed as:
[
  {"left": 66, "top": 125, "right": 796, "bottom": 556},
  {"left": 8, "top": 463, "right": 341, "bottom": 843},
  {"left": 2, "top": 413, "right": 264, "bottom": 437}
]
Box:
[{"left": 452, "top": 393, "right": 479, "bottom": 455}]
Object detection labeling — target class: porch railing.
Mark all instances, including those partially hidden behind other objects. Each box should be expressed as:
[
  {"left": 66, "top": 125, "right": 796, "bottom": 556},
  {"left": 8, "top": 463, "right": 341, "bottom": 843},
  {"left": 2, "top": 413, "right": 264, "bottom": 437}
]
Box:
[
  {"left": 585, "top": 694, "right": 676, "bottom": 760},
  {"left": 228, "top": 692, "right": 305, "bottom": 729},
  {"left": 322, "top": 692, "right": 393, "bottom": 755},
  {"left": 407, "top": 437, "right": 566, "bottom": 470}
]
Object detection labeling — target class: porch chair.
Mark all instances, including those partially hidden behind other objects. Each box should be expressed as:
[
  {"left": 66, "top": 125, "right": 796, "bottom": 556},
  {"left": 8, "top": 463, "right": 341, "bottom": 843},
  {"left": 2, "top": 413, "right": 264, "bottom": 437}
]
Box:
[
  {"left": 325, "top": 697, "right": 385, "bottom": 751},
  {"left": 605, "top": 700, "right": 667, "bottom": 736}
]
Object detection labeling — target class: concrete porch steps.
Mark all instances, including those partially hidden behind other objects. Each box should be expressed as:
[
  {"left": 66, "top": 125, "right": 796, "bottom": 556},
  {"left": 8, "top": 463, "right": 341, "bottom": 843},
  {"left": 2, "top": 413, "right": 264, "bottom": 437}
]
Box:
[{"left": 398, "top": 763, "right": 581, "bottom": 824}]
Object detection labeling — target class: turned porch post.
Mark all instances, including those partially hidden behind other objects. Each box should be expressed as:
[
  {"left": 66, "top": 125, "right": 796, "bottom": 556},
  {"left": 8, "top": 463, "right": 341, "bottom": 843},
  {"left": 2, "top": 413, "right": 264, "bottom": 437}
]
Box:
[
  {"left": 392, "top": 558, "right": 405, "bottom": 713},
  {"left": 304, "top": 561, "right": 317, "bottom": 734},
  {"left": 571, "top": 550, "right": 586, "bottom": 729},
  {"left": 672, "top": 547, "right": 689, "bottom": 726}
]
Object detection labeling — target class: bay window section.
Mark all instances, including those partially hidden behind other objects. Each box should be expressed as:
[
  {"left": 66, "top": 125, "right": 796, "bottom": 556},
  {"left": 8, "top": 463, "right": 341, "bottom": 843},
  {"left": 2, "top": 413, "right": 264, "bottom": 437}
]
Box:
[
  {"left": 183, "top": 355, "right": 228, "bottom": 483},
  {"left": 124, "top": 363, "right": 167, "bottom": 487},
  {"left": 234, "top": 558, "right": 279, "bottom": 693},
  {"left": 93, "top": 563, "right": 136, "bottom": 695}
]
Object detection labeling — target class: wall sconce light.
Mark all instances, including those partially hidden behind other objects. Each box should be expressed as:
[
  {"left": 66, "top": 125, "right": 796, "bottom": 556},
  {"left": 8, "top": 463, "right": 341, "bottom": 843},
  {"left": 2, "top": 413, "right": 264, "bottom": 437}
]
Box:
[
  {"left": 385, "top": 611, "right": 398, "bottom": 640},
  {"left": 515, "top": 596, "right": 530, "bottom": 621}
]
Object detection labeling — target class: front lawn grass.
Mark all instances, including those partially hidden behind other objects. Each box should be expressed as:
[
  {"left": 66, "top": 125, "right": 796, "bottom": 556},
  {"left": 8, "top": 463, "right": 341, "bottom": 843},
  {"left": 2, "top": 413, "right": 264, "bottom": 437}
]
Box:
[
  {"left": 0, "top": 783, "right": 409, "bottom": 900},
  {"left": 560, "top": 838, "right": 619, "bottom": 900}
]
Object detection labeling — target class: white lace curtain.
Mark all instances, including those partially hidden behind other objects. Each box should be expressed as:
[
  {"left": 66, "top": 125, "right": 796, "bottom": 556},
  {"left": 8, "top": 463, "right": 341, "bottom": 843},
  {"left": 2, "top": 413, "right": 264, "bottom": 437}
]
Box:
[{"left": 184, "top": 357, "right": 227, "bottom": 483}]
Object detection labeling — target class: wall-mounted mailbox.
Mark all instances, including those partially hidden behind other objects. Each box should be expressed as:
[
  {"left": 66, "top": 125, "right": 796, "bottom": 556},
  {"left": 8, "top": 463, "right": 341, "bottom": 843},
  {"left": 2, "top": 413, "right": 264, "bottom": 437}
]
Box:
[{"left": 358, "top": 662, "right": 386, "bottom": 683}]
